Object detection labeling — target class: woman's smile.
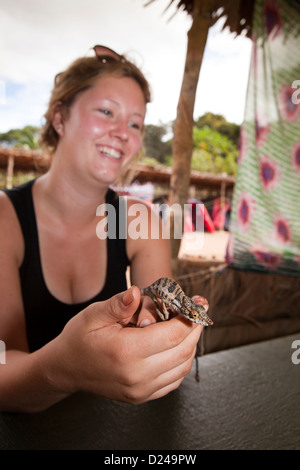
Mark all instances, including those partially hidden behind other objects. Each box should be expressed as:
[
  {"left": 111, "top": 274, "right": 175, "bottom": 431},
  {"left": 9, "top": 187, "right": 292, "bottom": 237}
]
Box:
[{"left": 96, "top": 144, "right": 124, "bottom": 161}]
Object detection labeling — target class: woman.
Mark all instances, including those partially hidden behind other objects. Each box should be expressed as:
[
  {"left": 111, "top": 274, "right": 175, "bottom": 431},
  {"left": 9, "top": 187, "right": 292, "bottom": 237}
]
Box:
[{"left": 0, "top": 46, "right": 203, "bottom": 412}]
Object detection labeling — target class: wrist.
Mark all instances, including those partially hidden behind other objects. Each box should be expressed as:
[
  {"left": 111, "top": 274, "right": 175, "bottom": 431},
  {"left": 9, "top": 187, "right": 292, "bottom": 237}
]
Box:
[{"left": 37, "top": 335, "right": 76, "bottom": 399}]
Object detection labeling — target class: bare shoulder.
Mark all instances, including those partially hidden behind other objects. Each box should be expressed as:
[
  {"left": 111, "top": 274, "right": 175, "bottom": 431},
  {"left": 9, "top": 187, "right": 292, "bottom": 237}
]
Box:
[
  {"left": 124, "top": 196, "right": 168, "bottom": 243},
  {"left": 0, "top": 190, "right": 27, "bottom": 350},
  {"left": 125, "top": 196, "right": 172, "bottom": 285},
  {"left": 0, "top": 190, "right": 24, "bottom": 265},
  {"left": 125, "top": 196, "right": 162, "bottom": 229}
]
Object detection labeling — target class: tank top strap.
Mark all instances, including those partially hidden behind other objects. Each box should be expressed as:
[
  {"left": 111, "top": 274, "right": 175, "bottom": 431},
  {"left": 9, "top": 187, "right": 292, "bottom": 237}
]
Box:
[{"left": 2, "top": 179, "right": 38, "bottom": 270}]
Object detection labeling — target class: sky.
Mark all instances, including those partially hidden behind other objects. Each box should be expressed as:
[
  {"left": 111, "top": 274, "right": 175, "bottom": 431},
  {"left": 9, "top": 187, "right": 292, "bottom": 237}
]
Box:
[{"left": 0, "top": 0, "right": 252, "bottom": 133}]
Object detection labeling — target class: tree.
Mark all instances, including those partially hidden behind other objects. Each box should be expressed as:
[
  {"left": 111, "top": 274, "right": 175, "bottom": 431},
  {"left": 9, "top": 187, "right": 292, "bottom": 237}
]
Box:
[
  {"left": 195, "top": 112, "right": 240, "bottom": 147},
  {"left": 0, "top": 126, "right": 41, "bottom": 149},
  {"left": 143, "top": 123, "right": 172, "bottom": 163},
  {"left": 192, "top": 125, "right": 238, "bottom": 175},
  {"left": 147, "top": 0, "right": 254, "bottom": 259}
]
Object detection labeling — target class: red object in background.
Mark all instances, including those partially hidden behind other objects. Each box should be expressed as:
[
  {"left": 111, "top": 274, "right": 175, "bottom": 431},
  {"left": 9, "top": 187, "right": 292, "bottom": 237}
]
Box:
[
  {"left": 202, "top": 204, "right": 215, "bottom": 232},
  {"left": 212, "top": 198, "right": 231, "bottom": 230},
  {"left": 185, "top": 199, "right": 215, "bottom": 233}
]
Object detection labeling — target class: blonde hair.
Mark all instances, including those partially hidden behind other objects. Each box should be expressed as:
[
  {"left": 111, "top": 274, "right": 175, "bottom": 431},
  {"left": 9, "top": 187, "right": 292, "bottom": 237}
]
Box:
[{"left": 40, "top": 54, "right": 151, "bottom": 153}]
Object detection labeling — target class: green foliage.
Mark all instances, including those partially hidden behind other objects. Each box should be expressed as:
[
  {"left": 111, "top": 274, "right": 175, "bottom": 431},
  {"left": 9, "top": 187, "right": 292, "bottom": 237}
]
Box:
[
  {"left": 0, "top": 126, "right": 41, "bottom": 149},
  {"left": 192, "top": 125, "right": 238, "bottom": 175},
  {"left": 143, "top": 123, "right": 172, "bottom": 164},
  {"left": 195, "top": 112, "right": 240, "bottom": 147},
  {"left": 142, "top": 113, "right": 239, "bottom": 175}
]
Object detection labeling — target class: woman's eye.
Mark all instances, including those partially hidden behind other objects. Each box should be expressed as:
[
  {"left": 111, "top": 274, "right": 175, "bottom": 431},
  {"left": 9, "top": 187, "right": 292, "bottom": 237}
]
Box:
[
  {"left": 99, "top": 109, "right": 112, "bottom": 117},
  {"left": 129, "top": 122, "right": 142, "bottom": 131}
]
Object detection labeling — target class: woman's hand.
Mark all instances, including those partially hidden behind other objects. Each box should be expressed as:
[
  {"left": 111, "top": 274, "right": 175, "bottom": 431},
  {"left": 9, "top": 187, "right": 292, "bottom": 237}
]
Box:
[{"left": 46, "top": 286, "right": 203, "bottom": 404}]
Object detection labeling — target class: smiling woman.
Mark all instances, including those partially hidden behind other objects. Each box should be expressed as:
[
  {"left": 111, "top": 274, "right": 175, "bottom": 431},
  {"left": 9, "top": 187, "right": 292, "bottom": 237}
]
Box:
[
  {"left": 50, "top": 75, "right": 146, "bottom": 187},
  {"left": 41, "top": 46, "right": 151, "bottom": 154},
  {"left": 0, "top": 45, "right": 205, "bottom": 413}
]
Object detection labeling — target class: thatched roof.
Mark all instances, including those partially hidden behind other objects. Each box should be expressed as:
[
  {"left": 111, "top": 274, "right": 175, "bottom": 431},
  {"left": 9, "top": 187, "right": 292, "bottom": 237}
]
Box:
[
  {"left": 146, "top": 0, "right": 255, "bottom": 38},
  {"left": 129, "top": 161, "right": 235, "bottom": 188},
  {"left": 0, "top": 147, "right": 49, "bottom": 172},
  {"left": 147, "top": 0, "right": 300, "bottom": 39}
]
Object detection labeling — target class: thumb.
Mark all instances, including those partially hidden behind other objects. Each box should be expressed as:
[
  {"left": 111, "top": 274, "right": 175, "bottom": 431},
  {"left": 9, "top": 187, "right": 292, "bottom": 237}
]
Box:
[{"left": 85, "top": 286, "right": 141, "bottom": 329}]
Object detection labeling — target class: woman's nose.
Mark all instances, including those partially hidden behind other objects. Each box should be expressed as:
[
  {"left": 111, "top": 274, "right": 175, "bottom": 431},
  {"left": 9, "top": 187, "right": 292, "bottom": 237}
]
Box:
[{"left": 111, "top": 119, "right": 129, "bottom": 142}]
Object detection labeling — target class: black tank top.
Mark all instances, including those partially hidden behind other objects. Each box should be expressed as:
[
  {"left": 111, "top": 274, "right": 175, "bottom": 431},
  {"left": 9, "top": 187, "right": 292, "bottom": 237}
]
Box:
[{"left": 3, "top": 180, "right": 130, "bottom": 352}]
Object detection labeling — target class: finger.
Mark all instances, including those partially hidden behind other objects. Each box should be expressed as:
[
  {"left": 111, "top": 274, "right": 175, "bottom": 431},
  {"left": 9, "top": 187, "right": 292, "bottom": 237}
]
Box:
[
  {"left": 136, "top": 296, "right": 159, "bottom": 327},
  {"left": 85, "top": 286, "right": 141, "bottom": 330},
  {"left": 126, "top": 316, "right": 202, "bottom": 359},
  {"left": 147, "top": 378, "right": 184, "bottom": 402},
  {"left": 192, "top": 295, "right": 209, "bottom": 312},
  {"left": 148, "top": 357, "right": 194, "bottom": 401},
  {"left": 135, "top": 348, "right": 197, "bottom": 403},
  {"left": 145, "top": 327, "right": 201, "bottom": 376}
]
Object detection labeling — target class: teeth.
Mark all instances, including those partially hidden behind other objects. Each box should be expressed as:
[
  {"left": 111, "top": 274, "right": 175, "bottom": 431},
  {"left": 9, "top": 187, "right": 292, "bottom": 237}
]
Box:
[{"left": 98, "top": 146, "right": 121, "bottom": 159}]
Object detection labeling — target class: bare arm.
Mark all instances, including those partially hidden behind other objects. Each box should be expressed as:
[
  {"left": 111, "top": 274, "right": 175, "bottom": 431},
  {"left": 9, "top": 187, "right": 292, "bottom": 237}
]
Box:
[
  {"left": 0, "top": 288, "right": 202, "bottom": 412},
  {"left": 0, "top": 195, "right": 201, "bottom": 412},
  {"left": 0, "top": 193, "right": 67, "bottom": 411},
  {"left": 0, "top": 349, "right": 69, "bottom": 413},
  {"left": 0, "top": 194, "right": 56, "bottom": 410}
]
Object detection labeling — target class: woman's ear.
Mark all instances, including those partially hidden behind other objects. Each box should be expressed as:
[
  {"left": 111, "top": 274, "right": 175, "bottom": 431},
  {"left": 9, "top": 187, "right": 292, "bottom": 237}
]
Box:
[{"left": 51, "top": 101, "right": 64, "bottom": 136}]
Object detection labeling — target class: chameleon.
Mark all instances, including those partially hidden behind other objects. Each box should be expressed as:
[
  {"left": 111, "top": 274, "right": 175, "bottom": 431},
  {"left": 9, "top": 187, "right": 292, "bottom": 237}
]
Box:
[
  {"left": 140, "top": 277, "right": 213, "bottom": 382},
  {"left": 140, "top": 277, "right": 213, "bottom": 327}
]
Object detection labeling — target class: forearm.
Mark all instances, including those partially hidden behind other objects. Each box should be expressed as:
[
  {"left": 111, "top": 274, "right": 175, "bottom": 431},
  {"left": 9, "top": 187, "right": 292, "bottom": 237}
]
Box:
[{"left": 0, "top": 346, "right": 70, "bottom": 413}]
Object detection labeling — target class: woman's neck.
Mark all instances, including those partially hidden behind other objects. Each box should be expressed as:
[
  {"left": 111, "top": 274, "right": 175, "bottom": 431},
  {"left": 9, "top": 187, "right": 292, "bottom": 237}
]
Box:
[{"left": 35, "top": 163, "right": 108, "bottom": 230}]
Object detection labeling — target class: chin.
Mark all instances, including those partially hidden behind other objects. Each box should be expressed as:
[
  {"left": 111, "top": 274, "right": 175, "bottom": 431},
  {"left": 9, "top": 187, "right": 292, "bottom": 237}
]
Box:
[
  {"left": 92, "top": 168, "right": 121, "bottom": 186},
  {"left": 92, "top": 157, "right": 133, "bottom": 186}
]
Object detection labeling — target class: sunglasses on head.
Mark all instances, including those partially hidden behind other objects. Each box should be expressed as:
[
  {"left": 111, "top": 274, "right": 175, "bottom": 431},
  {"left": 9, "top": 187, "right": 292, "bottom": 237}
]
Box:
[{"left": 93, "top": 45, "right": 126, "bottom": 64}]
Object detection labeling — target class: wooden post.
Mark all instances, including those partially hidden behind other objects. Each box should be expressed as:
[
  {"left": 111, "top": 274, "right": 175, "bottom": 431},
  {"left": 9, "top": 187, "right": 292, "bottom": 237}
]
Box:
[
  {"left": 169, "top": 0, "right": 212, "bottom": 262},
  {"left": 6, "top": 153, "right": 14, "bottom": 189}
]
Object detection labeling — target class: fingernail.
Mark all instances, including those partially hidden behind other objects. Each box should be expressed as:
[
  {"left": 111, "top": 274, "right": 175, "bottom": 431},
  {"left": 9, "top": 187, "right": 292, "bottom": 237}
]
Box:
[
  {"left": 122, "top": 287, "right": 135, "bottom": 306},
  {"left": 139, "top": 319, "right": 152, "bottom": 328}
]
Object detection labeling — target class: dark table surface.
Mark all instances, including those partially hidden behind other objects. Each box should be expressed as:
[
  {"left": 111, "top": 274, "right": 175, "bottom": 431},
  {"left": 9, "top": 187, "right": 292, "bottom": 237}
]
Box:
[{"left": 0, "top": 334, "right": 299, "bottom": 450}]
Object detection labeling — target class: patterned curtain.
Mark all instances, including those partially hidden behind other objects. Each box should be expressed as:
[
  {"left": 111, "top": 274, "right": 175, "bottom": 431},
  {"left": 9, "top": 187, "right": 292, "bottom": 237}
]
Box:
[{"left": 227, "top": 0, "right": 300, "bottom": 276}]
